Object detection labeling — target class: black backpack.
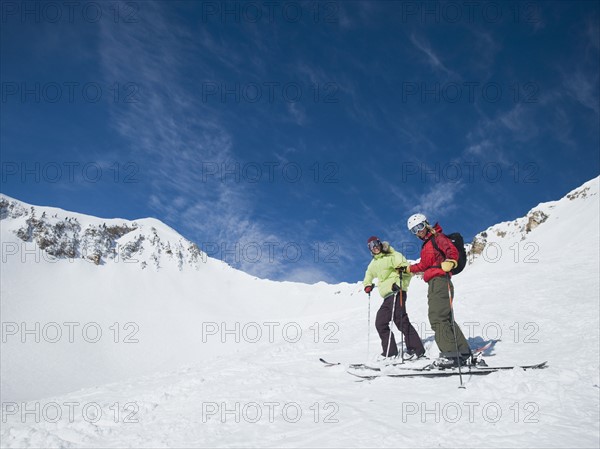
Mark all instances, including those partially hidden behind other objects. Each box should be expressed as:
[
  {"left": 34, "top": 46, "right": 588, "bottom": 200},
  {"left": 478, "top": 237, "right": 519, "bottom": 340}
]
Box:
[{"left": 429, "top": 232, "right": 467, "bottom": 275}]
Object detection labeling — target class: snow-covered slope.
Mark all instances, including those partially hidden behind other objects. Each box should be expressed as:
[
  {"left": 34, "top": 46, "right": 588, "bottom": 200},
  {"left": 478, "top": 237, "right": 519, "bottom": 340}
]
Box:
[
  {"left": 0, "top": 194, "right": 357, "bottom": 403},
  {"left": 1, "top": 177, "right": 599, "bottom": 448}
]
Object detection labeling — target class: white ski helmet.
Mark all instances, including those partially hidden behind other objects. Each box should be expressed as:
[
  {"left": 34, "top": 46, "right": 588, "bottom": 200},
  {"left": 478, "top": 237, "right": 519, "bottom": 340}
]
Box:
[{"left": 407, "top": 213, "right": 428, "bottom": 231}]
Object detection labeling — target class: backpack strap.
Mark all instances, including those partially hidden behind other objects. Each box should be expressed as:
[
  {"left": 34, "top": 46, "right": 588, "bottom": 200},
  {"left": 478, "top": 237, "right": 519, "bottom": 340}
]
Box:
[
  {"left": 430, "top": 234, "right": 446, "bottom": 258},
  {"left": 429, "top": 235, "right": 445, "bottom": 269}
]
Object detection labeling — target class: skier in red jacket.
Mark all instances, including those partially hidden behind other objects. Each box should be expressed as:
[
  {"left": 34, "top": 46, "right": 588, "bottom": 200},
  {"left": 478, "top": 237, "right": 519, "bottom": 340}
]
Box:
[{"left": 399, "top": 213, "right": 472, "bottom": 368}]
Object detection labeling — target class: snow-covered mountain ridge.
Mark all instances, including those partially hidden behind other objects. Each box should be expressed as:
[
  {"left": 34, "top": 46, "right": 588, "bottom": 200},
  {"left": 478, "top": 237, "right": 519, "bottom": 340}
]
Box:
[
  {"left": 0, "top": 195, "right": 209, "bottom": 271},
  {"left": 3, "top": 176, "right": 597, "bottom": 273},
  {"left": 468, "top": 177, "right": 598, "bottom": 259}
]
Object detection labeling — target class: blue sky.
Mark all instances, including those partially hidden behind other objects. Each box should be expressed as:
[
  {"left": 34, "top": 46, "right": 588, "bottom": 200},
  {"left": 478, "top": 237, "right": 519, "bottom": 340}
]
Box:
[{"left": 1, "top": 0, "right": 599, "bottom": 283}]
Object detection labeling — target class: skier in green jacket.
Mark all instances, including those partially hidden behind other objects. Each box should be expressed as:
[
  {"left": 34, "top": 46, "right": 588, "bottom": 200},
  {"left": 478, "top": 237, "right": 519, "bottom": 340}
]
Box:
[{"left": 363, "top": 236, "right": 425, "bottom": 360}]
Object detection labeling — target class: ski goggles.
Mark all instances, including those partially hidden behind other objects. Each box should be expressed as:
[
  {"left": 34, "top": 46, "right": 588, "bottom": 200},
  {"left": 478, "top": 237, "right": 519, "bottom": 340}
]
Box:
[
  {"left": 410, "top": 222, "right": 427, "bottom": 234},
  {"left": 367, "top": 239, "right": 382, "bottom": 251}
]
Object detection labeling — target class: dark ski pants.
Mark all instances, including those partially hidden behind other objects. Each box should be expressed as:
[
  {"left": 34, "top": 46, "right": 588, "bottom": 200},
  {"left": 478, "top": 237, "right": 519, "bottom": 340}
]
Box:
[
  {"left": 427, "top": 276, "right": 471, "bottom": 358},
  {"left": 375, "top": 291, "right": 425, "bottom": 357}
]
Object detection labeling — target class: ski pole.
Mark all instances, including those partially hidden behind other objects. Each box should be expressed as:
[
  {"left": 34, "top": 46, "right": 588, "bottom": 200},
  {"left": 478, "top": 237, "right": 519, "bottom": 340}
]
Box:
[
  {"left": 447, "top": 274, "right": 465, "bottom": 389},
  {"left": 399, "top": 272, "right": 404, "bottom": 363},
  {"left": 367, "top": 291, "right": 371, "bottom": 361}
]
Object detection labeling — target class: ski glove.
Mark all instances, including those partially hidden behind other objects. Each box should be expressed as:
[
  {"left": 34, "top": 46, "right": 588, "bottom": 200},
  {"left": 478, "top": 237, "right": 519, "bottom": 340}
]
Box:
[
  {"left": 364, "top": 284, "right": 374, "bottom": 294},
  {"left": 397, "top": 265, "right": 411, "bottom": 274},
  {"left": 391, "top": 283, "right": 400, "bottom": 292},
  {"left": 441, "top": 259, "right": 458, "bottom": 272}
]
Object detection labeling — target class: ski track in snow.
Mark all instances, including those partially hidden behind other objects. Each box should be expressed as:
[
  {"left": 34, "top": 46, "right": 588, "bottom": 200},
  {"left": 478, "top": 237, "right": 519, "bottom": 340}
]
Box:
[{"left": 1, "top": 178, "right": 599, "bottom": 448}]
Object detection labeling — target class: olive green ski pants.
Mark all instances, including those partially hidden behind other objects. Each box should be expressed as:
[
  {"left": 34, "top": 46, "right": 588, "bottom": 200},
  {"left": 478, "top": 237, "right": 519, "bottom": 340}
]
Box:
[{"left": 427, "top": 276, "right": 471, "bottom": 358}]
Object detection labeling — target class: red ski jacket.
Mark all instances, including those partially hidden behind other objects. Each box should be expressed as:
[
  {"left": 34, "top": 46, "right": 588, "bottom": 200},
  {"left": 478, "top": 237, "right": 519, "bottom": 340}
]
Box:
[{"left": 409, "top": 223, "right": 458, "bottom": 282}]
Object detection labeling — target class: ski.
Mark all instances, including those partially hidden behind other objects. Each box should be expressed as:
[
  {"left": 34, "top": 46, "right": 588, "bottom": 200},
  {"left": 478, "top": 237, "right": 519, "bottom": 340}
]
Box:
[
  {"left": 319, "top": 358, "right": 340, "bottom": 367},
  {"left": 470, "top": 361, "right": 548, "bottom": 371},
  {"left": 337, "top": 341, "right": 495, "bottom": 372},
  {"left": 319, "top": 358, "right": 429, "bottom": 371},
  {"left": 321, "top": 354, "right": 432, "bottom": 370},
  {"left": 347, "top": 361, "right": 548, "bottom": 380},
  {"left": 349, "top": 361, "right": 432, "bottom": 372},
  {"left": 347, "top": 369, "right": 494, "bottom": 380}
]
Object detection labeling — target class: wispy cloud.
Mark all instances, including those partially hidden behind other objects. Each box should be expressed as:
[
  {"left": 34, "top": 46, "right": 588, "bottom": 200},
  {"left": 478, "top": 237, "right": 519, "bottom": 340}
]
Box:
[
  {"left": 464, "top": 28, "right": 501, "bottom": 78},
  {"left": 586, "top": 19, "right": 600, "bottom": 52},
  {"left": 549, "top": 107, "right": 576, "bottom": 148},
  {"left": 411, "top": 182, "right": 465, "bottom": 218},
  {"left": 562, "top": 69, "right": 600, "bottom": 115},
  {"left": 97, "top": 1, "right": 309, "bottom": 281},
  {"left": 498, "top": 104, "right": 540, "bottom": 142},
  {"left": 409, "top": 33, "right": 459, "bottom": 79},
  {"left": 461, "top": 101, "right": 540, "bottom": 167},
  {"left": 464, "top": 139, "right": 495, "bottom": 157},
  {"left": 336, "top": 1, "right": 381, "bottom": 30},
  {"left": 286, "top": 103, "right": 307, "bottom": 125},
  {"left": 390, "top": 179, "right": 465, "bottom": 221}
]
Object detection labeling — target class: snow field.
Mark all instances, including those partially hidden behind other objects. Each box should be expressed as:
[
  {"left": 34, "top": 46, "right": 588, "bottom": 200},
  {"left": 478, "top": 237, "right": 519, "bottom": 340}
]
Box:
[{"left": 1, "top": 177, "right": 598, "bottom": 447}]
